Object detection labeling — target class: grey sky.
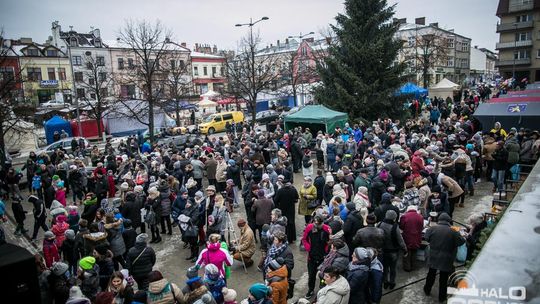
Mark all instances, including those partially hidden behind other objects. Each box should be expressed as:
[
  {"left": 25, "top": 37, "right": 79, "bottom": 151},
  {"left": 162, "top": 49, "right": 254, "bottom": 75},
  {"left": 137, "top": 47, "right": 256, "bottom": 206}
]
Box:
[{"left": 1, "top": 0, "right": 499, "bottom": 51}]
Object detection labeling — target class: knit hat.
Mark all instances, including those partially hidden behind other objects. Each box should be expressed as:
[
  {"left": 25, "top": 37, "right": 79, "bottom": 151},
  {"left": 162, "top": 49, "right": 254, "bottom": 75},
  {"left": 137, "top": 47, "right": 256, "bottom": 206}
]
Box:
[
  {"left": 136, "top": 233, "right": 149, "bottom": 243},
  {"left": 197, "top": 294, "right": 214, "bottom": 303},
  {"left": 222, "top": 287, "right": 237, "bottom": 302},
  {"left": 277, "top": 174, "right": 285, "bottom": 181},
  {"left": 249, "top": 283, "right": 269, "bottom": 300},
  {"left": 187, "top": 266, "right": 199, "bottom": 279},
  {"left": 237, "top": 218, "right": 247, "bottom": 227},
  {"left": 268, "top": 257, "right": 284, "bottom": 271},
  {"left": 354, "top": 247, "right": 369, "bottom": 261},
  {"left": 346, "top": 202, "right": 356, "bottom": 211},
  {"left": 228, "top": 159, "right": 236, "bottom": 166},
  {"left": 79, "top": 256, "right": 96, "bottom": 270},
  {"left": 257, "top": 189, "right": 265, "bottom": 198},
  {"left": 123, "top": 218, "right": 132, "bottom": 228},
  {"left": 206, "top": 185, "right": 216, "bottom": 192},
  {"left": 262, "top": 173, "right": 269, "bottom": 180},
  {"left": 120, "top": 182, "right": 129, "bottom": 191},
  {"left": 95, "top": 292, "right": 115, "bottom": 304},
  {"left": 438, "top": 212, "right": 452, "bottom": 223},
  {"left": 262, "top": 224, "right": 270, "bottom": 232},
  {"left": 325, "top": 174, "right": 335, "bottom": 184},
  {"left": 226, "top": 179, "right": 234, "bottom": 185},
  {"left": 65, "top": 229, "right": 75, "bottom": 240},
  {"left": 57, "top": 214, "right": 67, "bottom": 223},
  {"left": 385, "top": 210, "right": 397, "bottom": 221},
  {"left": 44, "top": 231, "right": 55, "bottom": 239},
  {"left": 134, "top": 185, "right": 143, "bottom": 193},
  {"left": 148, "top": 187, "right": 159, "bottom": 196},
  {"left": 52, "top": 262, "right": 69, "bottom": 276},
  {"left": 205, "top": 264, "right": 220, "bottom": 280},
  {"left": 195, "top": 191, "right": 204, "bottom": 198}
]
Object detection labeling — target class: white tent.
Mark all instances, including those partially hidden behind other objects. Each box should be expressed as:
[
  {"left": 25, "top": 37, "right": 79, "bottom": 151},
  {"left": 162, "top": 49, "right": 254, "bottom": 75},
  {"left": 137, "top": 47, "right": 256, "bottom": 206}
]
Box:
[
  {"left": 429, "top": 78, "right": 460, "bottom": 100},
  {"left": 4, "top": 120, "right": 38, "bottom": 153},
  {"left": 198, "top": 98, "right": 218, "bottom": 114},
  {"left": 104, "top": 100, "right": 175, "bottom": 137},
  {"left": 200, "top": 90, "right": 219, "bottom": 99}
]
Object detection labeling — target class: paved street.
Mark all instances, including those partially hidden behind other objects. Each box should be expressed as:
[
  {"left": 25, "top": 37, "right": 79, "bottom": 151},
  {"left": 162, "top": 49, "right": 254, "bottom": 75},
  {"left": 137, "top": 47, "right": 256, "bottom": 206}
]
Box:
[{"left": 3, "top": 170, "right": 494, "bottom": 303}]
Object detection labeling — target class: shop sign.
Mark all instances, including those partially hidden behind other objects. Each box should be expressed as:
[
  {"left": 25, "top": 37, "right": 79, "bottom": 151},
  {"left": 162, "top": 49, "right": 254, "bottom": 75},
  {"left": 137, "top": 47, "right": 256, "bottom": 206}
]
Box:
[{"left": 40, "top": 80, "right": 58, "bottom": 87}]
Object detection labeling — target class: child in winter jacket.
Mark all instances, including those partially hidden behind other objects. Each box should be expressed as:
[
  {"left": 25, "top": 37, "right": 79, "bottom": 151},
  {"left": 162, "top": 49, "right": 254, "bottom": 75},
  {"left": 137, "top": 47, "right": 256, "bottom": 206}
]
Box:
[
  {"left": 67, "top": 205, "right": 80, "bottom": 233},
  {"left": 55, "top": 181, "right": 67, "bottom": 206},
  {"left": 43, "top": 231, "right": 60, "bottom": 268},
  {"left": 32, "top": 173, "right": 43, "bottom": 199},
  {"left": 52, "top": 214, "right": 70, "bottom": 247},
  {"left": 203, "top": 264, "right": 226, "bottom": 303},
  {"left": 61, "top": 229, "right": 77, "bottom": 275},
  {"left": 265, "top": 258, "right": 288, "bottom": 304}
]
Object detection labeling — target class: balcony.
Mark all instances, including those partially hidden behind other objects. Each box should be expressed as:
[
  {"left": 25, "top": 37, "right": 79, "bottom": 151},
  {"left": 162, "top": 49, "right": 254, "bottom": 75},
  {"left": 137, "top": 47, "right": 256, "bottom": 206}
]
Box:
[
  {"left": 495, "top": 58, "right": 531, "bottom": 67},
  {"left": 496, "top": 39, "right": 533, "bottom": 49},
  {"left": 496, "top": 20, "right": 534, "bottom": 32},
  {"left": 508, "top": 1, "right": 534, "bottom": 13}
]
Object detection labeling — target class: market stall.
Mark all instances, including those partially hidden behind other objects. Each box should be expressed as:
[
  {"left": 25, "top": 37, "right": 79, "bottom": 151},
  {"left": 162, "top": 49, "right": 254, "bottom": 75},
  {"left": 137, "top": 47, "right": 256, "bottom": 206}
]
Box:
[
  {"left": 44, "top": 115, "right": 72, "bottom": 144},
  {"left": 283, "top": 104, "right": 348, "bottom": 133}
]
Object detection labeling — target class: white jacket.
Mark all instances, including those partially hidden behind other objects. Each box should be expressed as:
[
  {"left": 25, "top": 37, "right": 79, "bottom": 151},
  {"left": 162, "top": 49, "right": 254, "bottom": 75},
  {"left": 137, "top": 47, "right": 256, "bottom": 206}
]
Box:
[{"left": 316, "top": 275, "right": 350, "bottom": 304}]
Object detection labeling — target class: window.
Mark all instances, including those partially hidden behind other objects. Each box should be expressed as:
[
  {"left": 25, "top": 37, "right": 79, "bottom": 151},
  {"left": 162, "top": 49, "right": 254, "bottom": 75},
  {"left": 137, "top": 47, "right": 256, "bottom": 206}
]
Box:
[
  {"left": 120, "top": 84, "right": 136, "bottom": 98},
  {"left": 0, "top": 67, "right": 15, "bottom": 82},
  {"left": 74, "top": 72, "right": 83, "bottom": 82},
  {"left": 58, "top": 68, "right": 66, "bottom": 80},
  {"left": 194, "top": 66, "right": 199, "bottom": 76},
  {"left": 179, "top": 60, "right": 185, "bottom": 69},
  {"left": 100, "top": 88, "right": 108, "bottom": 98},
  {"left": 76, "top": 88, "right": 85, "bottom": 99},
  {"left": 118, "top": 58, "right": 124, "bottom": 70},
  {"left": 461, "top": 42, "right": 469, "bottom": 52},
  {"left": 214, "top": 115, "right": 222, "bottom": 122},
  {"left": 220, "top": 67, "right": 225, "bottom": 76},
  {"left": 447, "top": 56, "right": 454, "bottom": 67},
  {"left": 96, "top": 56, "right": 105, "bottom": 66},
  {"left": 461, "top": 58, "right": 469, "bottom": 68},
  {"left": 89, "top": 78, "right": 95, "bottom": 85},
  {"left": 203, "top": 66, "right": 208, "bottom": 76},
  {"left": 27, "top": 67, "right": 42, "bottom": 81},
  {"left": 86, "top": 61, "right": 93, "bottom": 70},
  {"left": 516, "top": 14, "right": 532, "bottom": 22},
  {"left": 223, "top": 113, "right": 233, "bottom": 121},
  {"left": 70, "top": 37, "right": 78, "bottom": 47},
  {"left": 516, "top": 32, "right": 532, "bottom": 41},
  {"left": 46, "top": 49, "right": 58, "bottom": 57},
  {"left": 212, "top": 66, "right": 217, "bottom": 76},
  {"left": 447, "top": 38, "right": 454, "bottom": 48},
  {"left": 47, "top": 68, "right": 56, "bottom": 80},
  {"left": 128, "top": 58, "right": 134, "bottom": 69},
  {"left": 99, "top": 72, "right": 106, "bottom": 82},
  {"left": 90, "top": 93, "right": 96, "bottom": 99},
  {"left": 72, "top": 56, "right": 82, "bottom": 66},
  {"left": 514, "top": 49, "right": 530, "bottom": 59},
  {"left": 537, "top": 49, "right": 540, "bottom": 58},
  {"left": 170, "top": 60, "right": 176, "bottom": 69},
  {"left": 301, "top": 47, "right": 308, "bottom": 56},
  {"left": 408, "top": 36, "right": 415, "bottom": 47},
  {"left": 26, "top": 48, "right": 39, "bottom": 56}
]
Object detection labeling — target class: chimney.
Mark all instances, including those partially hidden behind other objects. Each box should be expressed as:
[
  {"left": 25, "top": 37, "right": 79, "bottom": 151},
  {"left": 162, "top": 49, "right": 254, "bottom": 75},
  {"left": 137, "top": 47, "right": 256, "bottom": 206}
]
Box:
[
  {"left": 181, "top": 42, "right": 186, "bottom": 47},
  {"left": 277, "top": 40, "right": 280, "bottom": 47},
  {"left": 415, "top": 17, "right": 425, "bottom": 25},
  {"left": 285, "top": 38, "right": 289, "bottom": 44},
  {"left": 195, "top": 43, "right": 199, "bottom": 51},
  {"left": 93, "top": 28, "right": 101, "bottom": 38},
  {"left": 429, "top": 22, "right": 438, "bottom": 28},
  {"left": 20, "top": 37, "right": 33, "bottom": 44},
  {"left": 213, "top": 45, "right": 217, "bottom": 54}
]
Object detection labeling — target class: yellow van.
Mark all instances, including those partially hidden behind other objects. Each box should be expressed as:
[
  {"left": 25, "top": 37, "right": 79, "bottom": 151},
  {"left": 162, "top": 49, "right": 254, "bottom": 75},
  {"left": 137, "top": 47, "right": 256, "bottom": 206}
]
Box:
[{"left": 198, "top": 111, "right": 244, "bottom": 134}]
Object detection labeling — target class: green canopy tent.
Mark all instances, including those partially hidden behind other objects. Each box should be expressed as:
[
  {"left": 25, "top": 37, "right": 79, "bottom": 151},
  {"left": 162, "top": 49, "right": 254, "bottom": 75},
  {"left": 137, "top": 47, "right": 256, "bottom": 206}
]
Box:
[{"left": 284, "top": 105, "right": 349, "bottom": 134}]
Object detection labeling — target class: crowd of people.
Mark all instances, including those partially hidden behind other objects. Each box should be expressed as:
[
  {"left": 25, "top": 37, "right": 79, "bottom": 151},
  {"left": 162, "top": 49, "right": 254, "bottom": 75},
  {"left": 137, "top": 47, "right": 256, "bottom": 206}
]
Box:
[{"left": 0, "top": 90, "right": 539, "bottom": 304}]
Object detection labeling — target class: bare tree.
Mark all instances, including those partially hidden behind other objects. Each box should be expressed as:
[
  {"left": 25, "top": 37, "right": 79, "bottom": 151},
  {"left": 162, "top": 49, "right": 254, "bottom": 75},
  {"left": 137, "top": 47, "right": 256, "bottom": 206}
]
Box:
[
  {"left": 414, "top": 33, "right": 449, "bottom": 88},
  {"left": 77, "top": 53, "right": 114, "bottom": 137},
  {"left": 117, "top": 19, "right": 172, "bottom": 142},
  {"left": 0, "top": 34, "right": 35, "bottom": 166},
  {"left": 160, "top": 50, "right": 193, "bottom": 127},
  {"left": 225, "top": 32, "right": 281, "bottom": 126}
]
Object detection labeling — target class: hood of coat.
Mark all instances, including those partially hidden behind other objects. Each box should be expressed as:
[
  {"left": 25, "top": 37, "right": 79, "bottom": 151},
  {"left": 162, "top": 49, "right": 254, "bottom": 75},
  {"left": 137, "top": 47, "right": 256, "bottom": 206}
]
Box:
[
  {"left": 336, "top": 244, "right": 350, "bottom": 257},
  {"left": 207, "top": 242, "right": 222, "bottom": 251},
  {"left": 83, "top": 231, "right": 107, "bottom": 242},
  {"left": 325, "top": 275, "right": 350, "bottom": 296},
  {"left": 148, "top": 278, "right": 170, "bottom": 294},
  {"left": 267, "top": 265, "right": 288, "bottom": 279}
]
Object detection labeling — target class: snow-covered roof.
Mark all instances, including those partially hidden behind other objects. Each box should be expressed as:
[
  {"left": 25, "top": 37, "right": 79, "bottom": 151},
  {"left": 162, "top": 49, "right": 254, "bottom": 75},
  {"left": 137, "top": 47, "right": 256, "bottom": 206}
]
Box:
[
  {"left": 191, "top": 51, "right": 224, "bottom": 59},
  {"left": 103, "top": 39, "right": 189, "bottom": 52}
]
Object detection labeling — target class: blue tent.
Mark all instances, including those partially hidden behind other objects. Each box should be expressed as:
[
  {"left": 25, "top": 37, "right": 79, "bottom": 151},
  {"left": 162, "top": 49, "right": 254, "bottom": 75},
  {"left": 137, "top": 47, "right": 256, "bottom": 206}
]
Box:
[
  {"left": 44, "top": 115, "right": 72, "bottom": 144},
  {"left": 396, "top": 82, "right": 428, "bottom": 97}
]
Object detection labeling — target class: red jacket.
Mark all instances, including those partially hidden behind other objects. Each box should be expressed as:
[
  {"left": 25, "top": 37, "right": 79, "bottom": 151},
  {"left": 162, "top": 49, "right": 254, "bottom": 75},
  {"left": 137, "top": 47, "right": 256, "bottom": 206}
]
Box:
[
  {"left": 399, "top": 210, "right": 424, "bottom": 250},
  {"left": 301, "top": 223, "right": 331, "bottom": 254},
  {"left": 411, "top": 151, "right": 425, "bottom": 176},
  {"left": 43, "top": 239, "right": 60, "bottom": 268}
]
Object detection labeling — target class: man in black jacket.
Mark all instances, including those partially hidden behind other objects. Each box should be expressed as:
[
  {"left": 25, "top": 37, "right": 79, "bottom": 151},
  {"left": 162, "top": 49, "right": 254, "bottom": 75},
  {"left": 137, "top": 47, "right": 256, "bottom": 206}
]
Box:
[
  {"left": 28, "top": 195, "right": 48, "bottom": 241},
  {"left": 342, "top": 202, "right": 363, "bottom": 254},
  {"left": 423, "top": 213, "right": 465, "bottom": 302},
  {"left": 274, "top": 182, "right": 299, "bottom": 243},
  {"left": 374, "top": 193, "right": 400, "bottom": 223},
  {"left": 127, "top": 233, "right": 156, "bottom": 291},
  {"left": 353, "top": 213, "right": 385, "bottom": 253}
]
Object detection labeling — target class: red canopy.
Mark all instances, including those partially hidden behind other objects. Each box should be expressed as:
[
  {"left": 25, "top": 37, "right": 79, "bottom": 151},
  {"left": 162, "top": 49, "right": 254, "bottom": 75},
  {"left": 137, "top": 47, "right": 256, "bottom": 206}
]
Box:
[
  {"left": 216, "top": 98, "right": 246, "bottom": 105},
  {"left": 490, "top": 96, "right": 540, "bottom": 103}
]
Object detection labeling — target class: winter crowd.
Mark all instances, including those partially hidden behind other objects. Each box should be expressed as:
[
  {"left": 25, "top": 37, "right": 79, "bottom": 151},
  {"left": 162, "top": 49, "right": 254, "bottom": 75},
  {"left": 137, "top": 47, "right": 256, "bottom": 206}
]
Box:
[{"left": 0, "top": 90, "right": 539, "bottom": 304}]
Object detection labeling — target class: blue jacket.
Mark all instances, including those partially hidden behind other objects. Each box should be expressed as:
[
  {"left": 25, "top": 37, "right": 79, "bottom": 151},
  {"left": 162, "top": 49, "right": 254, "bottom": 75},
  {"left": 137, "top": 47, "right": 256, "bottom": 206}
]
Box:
[
  {"left": 347, "top": 264, "right": 369, "bottom": 304},
  {"left": 353, "top": 129, "right": 363, "bottom": 142}
]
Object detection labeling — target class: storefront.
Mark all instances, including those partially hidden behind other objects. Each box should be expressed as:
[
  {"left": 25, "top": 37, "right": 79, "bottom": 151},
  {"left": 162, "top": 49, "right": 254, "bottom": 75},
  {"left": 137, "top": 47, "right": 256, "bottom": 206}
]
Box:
[{"left": 37, "top": 80, "right": 72, "bottom": 103}]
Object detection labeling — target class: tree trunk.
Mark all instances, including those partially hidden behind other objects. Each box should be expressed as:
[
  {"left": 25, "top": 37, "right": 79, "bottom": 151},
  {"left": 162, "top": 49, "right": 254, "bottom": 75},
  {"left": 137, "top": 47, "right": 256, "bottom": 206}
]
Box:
[
  {"left": 0, "top": 121, "right": 6, "bottom": 169},
  {"left": 96, "top": 106, "right": 102, "bottom": 140},
  {"left": 250, "top": 100, "right": 256, "bottom": 128},
  {"left": 175, "top": 102, "right": 181, "bottom": 127}
]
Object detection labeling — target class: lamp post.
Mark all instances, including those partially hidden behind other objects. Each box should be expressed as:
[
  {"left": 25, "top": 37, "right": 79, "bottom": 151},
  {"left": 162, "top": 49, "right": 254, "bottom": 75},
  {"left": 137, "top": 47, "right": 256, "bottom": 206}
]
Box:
[
  {"left": 66, "top": 32, "right": 83, "bottom": 136},
  {"left": 235, "top": 17, "right": 269, "bottom": 121},
  {"left": 288, "top": 31, "right": 314, "bottom": 106}
]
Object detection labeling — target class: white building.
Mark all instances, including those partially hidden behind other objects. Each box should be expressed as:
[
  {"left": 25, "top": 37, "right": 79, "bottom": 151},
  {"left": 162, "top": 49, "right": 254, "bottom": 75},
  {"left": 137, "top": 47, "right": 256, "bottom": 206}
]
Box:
[{"left": 470, "top": 46, "right": 498, "bottom": 83}]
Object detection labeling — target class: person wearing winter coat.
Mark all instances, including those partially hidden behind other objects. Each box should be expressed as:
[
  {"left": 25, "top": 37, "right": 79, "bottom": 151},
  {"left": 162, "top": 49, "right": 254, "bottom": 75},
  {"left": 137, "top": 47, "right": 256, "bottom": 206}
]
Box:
[
  {"left": 265, "top": 258, "right": 289, "bottom": 304},
  {"left": 302, "top": 151, "right": 314, "bottom": 178},
  {"left": 146, "top": 270, "right": 185, "bottom": 304},
  {"left": 492, "top": 142, "right": 509, "bottom": 193},
  {"left": 158, "top": 180, "right": 173, "bottom": 235},
  {"left": 207, "top": 195, "right": 227, "bottom": 238},
  {"left": 399, "top": 205, "right": 424, "bottom": 272},
  {"left": 121, "top": 192, "right": 144, "bottom": 232},
  {"left": 104, "top": 213, "right": 126, "bottom": 270},
  {"left": 205, "top": 154, "right": 218, "bottom": 186},
  {"left": 231, "top": 218, "right": 256, "bottom": 267},
  {"left": 353, "top": 214, "right": 385, "bottom": 252},
  {"left": 81, "top": 193, "right": 99, "bottom": 224},
  {"left": 93, "top": 243, "right": 115, "bottom": 292},
  {"left": 274, "top": 182, "right": 299, "bottom": 243},
  {"left": 423, "top": 213, "right": 465, "bottom": 302},
  {"left": 196, "top": 233, "right": 234, "bottom": 278},
  {"left": 29, "top": 195, "right": 48, "bottom": 241},
  {"left": 346, "top": 248, "right": 371, "bottom": 304},
  {"left": 52, "top": 214, "right": 70, "bottom": 248},
  {"left": 302, "top": 215, "right": 331, "bottom": 298},
  {"left": 298, "top": 176, "right": 318, "bottom": 225},
  {"left": 226, "top": 159, "right": 242, "bottom": 206},
  {"left": 43, "top": 231, "right": 60, "bottom": 268},
  {"left": 264, "top": 231, "right": 294, "bottom": 280},
  {"left": 78, "top": 256, "right": 101, "bottom": 302},
  {"left": 251, "top": 189, "right": 274, "bottom": 238},
  {"left": 61, "top": 229, "right": 78, "bottom": 275},
  {"left": 49, "top": 262, "right": 76, "bottom": 304},
  {"left": 146, "top": 187, "right": 162, "bottom": 243},
  {"left": 122, "top": 219, "right": 138, "bottom": 254},
  {"left": 318, "top": 239, "right": 350, "bottom": 282},
  {"left": 374, "top": 193, "right": 400, "bottom": 224},
  {"left": 180, "top": 199, "right": 201, "bottom": 262},
  {"left": 107, "top": 271, "right": 134, "bottom": 304},
  {"left": 83, "top": 222, "right": 109, "bottom": 257},
  {"left": 504, "top": 133, "right": 521, "bottom": 166},
  {"left": 377, "top": 210, "right": 407, "bottom": 290},
  {"left": 11, "top": 198, "right": 28, "bottom": 235},
  {"left": 343, "top": 203, "right": 364, "bottom": 251},
  {"left": 127, "top": 233, "right": 156, "bottom": 291},
  {"left": 425, "top": 185, "right": 450, "bottom": 218},
  {"left": 316, "top": 267, "right": 350, "bottom": 304},
  {"left": 247, "top": 283, "right": 273, "bottom": 304}
]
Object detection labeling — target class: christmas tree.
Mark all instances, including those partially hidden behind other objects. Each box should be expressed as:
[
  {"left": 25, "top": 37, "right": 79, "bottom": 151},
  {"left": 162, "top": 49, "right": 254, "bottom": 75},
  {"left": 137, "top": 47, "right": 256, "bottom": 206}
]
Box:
[{"left": 315, "top": 0, "right": 405, "bottom": 121}]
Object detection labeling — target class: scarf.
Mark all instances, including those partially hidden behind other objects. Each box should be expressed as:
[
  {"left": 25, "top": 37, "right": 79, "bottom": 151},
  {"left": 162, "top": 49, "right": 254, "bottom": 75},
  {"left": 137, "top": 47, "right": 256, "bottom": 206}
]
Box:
[
  {"left": 264, "top": 242, "right": 288, "bottom": 270},
  {"left": 318, "top": 250, "right": 338, "bottom": 275},
  {"left": 348, "top": 262, "right": 369, "bottom": 272}
]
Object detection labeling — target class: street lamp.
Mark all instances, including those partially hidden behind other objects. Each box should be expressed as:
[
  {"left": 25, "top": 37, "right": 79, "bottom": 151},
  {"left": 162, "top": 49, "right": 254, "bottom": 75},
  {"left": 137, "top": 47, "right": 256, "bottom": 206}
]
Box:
[
  {"left": 66, "top": 31, "right": 83, "bottom": 136},
  {"left": 288, "top": 31, "right": 315, "bottom": 106},
  {"left": 235, "top": 17, "right": 269, "bottom": 121}
]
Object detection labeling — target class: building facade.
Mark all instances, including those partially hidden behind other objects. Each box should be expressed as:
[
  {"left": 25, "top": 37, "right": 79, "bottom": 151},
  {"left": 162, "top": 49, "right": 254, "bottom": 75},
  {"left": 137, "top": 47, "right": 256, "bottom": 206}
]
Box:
[
  {"left": 496, "top": 0, "right": 540, "bottom": 81},
  {"left": 0, "top": 39, "right": 24, "bottom": 103},
  {"left": 470, "top": 46, "right": 498, "bottom": 83},
  {"left": 395, "top": 18, "right": 472, "bottom": 87},
  {"left": 13, "top": 39, "right": 73, "bottom": 104},
  {"left": 191, "top": 44, "right": 226, "bottom": 94}
]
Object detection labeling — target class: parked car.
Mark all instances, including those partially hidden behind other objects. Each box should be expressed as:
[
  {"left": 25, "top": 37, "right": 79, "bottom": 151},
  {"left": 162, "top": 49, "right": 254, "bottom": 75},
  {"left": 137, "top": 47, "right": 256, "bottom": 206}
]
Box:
[
  {"left": 198, "top": 111, "right": 244, "bottom": 134},
  {"left": 157, "top": 134, "right": 204, "bottom": 151},
  {"left": 40, "top": 100, "right": 68, "bottom": 108},
  {"left": 255, "top": 110, "right": 280, "bottom": 125},
  {"left": 280, "top": 106, "right": 302, "bottom": 118},
  {"left": 36, "top": 137, "right": 89, "bottom": 156}
]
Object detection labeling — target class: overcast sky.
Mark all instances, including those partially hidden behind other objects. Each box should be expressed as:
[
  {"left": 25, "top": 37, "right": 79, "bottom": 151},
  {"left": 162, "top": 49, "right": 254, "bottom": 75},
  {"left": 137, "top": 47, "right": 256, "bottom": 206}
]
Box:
[{"left": 1, "top": 0, "right": 499, "bottom": 51}]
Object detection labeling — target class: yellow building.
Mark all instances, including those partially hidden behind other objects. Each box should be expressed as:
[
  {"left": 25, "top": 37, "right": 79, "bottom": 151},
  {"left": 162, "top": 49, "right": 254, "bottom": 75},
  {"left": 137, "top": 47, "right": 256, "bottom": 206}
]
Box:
[{"left": 14, "top": 40, "right": 73, "bottom": 104}]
